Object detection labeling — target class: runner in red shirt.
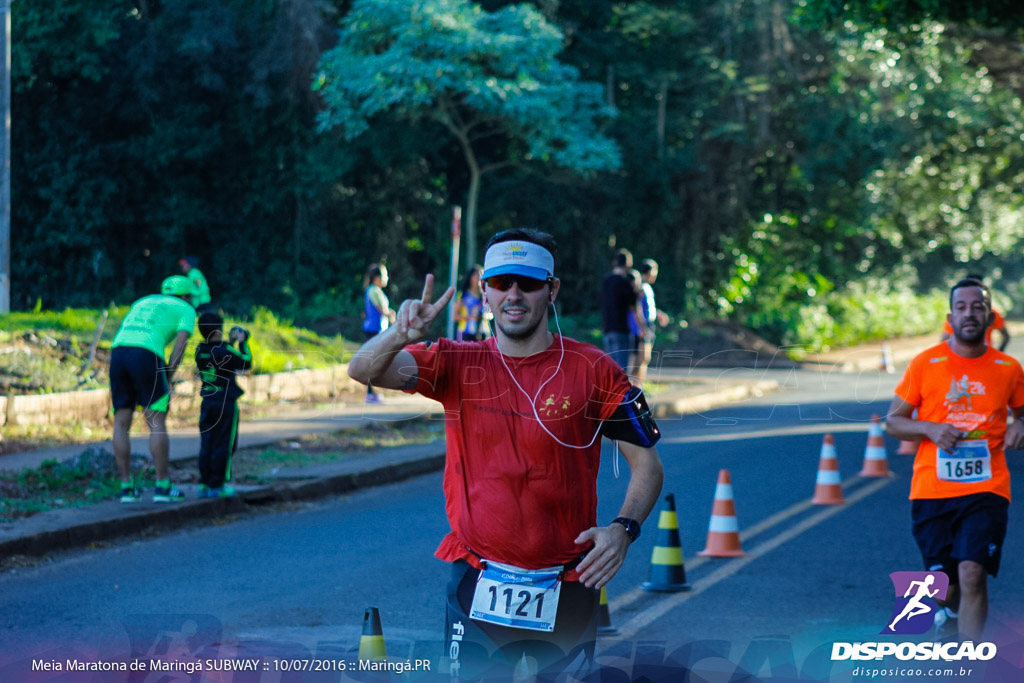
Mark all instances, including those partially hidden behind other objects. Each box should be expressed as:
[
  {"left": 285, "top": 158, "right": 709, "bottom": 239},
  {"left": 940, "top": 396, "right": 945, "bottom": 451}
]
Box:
[
  {"left": 887, "top": 278, "right": 1024, "bottom": 641},
  {"left": 348, "top": 229, "right": 663, "bottom": 677}
]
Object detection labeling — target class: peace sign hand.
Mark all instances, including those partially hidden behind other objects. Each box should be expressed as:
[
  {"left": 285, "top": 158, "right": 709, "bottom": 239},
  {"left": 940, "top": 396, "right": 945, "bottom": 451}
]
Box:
[{"left": 395, "top": 274, "right": 456, "bottom": 343}]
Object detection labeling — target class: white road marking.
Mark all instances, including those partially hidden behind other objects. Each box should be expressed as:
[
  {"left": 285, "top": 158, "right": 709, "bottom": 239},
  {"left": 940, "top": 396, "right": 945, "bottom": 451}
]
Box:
[{"left": 610, "top": 476, "right": 893, "bottom": 638}]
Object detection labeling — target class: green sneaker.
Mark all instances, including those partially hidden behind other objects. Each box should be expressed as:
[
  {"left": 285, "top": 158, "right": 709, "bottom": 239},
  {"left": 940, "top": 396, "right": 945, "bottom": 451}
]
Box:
[
  {"left": 153, "top": 484, "right": 185, "bottom": 503},
  {"left": 202, "top": 485, "right": 236, "bottom": 498},
  {"left": 120, "top": 487, "right": 141, "bottom": 504}
]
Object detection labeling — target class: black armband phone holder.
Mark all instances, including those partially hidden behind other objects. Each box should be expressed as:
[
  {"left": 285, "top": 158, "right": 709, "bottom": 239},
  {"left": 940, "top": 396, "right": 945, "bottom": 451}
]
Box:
[{"left": 599, "top": 386, "right": 661, "bottom": 447}]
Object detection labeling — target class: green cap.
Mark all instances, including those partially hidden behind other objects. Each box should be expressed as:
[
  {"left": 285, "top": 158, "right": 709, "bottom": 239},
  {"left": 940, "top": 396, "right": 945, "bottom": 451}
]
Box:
[{"left": 161, "top": 275, "right": 195, "bottom": 296}]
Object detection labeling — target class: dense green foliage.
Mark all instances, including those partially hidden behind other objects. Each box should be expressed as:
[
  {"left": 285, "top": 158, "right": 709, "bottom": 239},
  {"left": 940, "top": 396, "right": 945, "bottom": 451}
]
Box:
[
  {"left": 314, "top": 0, "right": 620, "bottom": 265},
  {"left": 12, "top": 0, "right": 1024, "bottom": 349},
  {"left": 797, "top": 0, "right": 1024, "bottom": 29}
]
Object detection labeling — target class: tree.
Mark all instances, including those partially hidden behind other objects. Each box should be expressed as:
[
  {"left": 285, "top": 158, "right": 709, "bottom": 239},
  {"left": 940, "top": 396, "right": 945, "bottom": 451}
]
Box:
[
  {"left": 314, "top": 0, "right": 620, "bottom": 266},
  {"left": 796, "top": 0, "right": 1024, "bottom": 30}
]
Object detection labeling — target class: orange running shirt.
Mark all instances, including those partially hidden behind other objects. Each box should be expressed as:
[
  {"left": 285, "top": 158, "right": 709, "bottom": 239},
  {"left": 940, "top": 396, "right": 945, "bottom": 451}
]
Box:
[
  {"left": 895, "top": 342, "right": 1024, "bottom": 502},
  {"left": 942, "top": 309, "right": 1005, "bottom": 346}
]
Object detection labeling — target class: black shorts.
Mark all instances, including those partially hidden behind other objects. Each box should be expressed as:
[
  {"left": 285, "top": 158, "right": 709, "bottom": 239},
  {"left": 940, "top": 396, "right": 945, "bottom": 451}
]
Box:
[
  {"left": 444, "top": 561, "right": 598, "bottom": 679},
  {"left": 109, "top": 346, "right": 170, "bottom": 413},
  {"left": 912, "top": 492, "right": 1009, "bottom": 579}
]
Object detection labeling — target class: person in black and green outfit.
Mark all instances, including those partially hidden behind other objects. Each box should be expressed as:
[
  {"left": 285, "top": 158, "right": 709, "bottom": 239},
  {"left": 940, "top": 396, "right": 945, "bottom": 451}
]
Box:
[
  {"left": 110, "top": 275, "right": 197, "bottom": 503},
  {"left": 195, "top": 312, "right": 253, "bottom": 498}
]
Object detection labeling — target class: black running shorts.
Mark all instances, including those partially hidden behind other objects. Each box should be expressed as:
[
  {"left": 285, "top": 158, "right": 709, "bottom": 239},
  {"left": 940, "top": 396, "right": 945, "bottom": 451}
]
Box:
[
  {"left": 912, "top": 492, "right": 1009, "bottom": 579},
  {"left": 110, "top": 346, "right": 171, "bottom": 413}
]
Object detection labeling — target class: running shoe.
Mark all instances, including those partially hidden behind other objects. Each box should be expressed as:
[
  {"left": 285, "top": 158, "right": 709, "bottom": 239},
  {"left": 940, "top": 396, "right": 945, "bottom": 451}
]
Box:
[
  {"left": 365, "top": 394, "right": 382, "bottom": 404},
  {"left": 212, "top": 485, "right": 237, "bottom": 498},
  {"left": 933, "top": 606, "right": 957, "bottom": 636},
  {"left": 120, "top": 487, "right": 141, "bottom": 504},
  {"left": 153, "top": 485, "right": 186, "bottom": 503}
]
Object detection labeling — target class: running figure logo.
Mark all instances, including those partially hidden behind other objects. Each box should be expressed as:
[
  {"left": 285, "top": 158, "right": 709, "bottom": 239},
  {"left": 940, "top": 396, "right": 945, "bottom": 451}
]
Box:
[
  {"left": 882, "top": 571, "right": 949, "bottom": 635},
  {"left": 944, "top": 374, "right": 984, "bottom": 411}
]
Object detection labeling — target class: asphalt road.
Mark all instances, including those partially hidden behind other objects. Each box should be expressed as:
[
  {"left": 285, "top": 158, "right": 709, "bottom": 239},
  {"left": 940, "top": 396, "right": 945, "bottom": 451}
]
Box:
[{"left": 3, "top": 358, "right": 1024, "bottom": 682}]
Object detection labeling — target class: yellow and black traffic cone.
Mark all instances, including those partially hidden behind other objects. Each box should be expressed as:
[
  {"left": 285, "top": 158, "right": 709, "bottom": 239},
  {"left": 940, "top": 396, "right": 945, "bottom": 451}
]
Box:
[
  {"left": 642, "top": 493, "right": 690, "bottom": 592},
  {"left": 597, "top": 586, "right": 618, "bottom": 635},
  {"left": 358, "top": 607, "right": 387, "bottom": 662}
]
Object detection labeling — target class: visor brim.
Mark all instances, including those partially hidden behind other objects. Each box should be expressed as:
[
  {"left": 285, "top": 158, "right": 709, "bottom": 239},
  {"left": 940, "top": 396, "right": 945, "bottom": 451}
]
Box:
[{"left": 482, "top": 264, "right": 551, "bottom": 281}]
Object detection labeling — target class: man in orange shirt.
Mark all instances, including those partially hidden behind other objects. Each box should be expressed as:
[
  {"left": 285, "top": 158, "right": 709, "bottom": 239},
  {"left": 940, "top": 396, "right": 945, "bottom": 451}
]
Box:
[{"left": 888, "top": 279, "right": 1024, "bottom": 640}]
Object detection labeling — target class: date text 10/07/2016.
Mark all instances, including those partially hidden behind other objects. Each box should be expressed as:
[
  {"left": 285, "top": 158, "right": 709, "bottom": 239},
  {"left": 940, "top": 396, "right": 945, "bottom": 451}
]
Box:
[{"left": 272, "top": 658, "right": 433, "bottom": 673}]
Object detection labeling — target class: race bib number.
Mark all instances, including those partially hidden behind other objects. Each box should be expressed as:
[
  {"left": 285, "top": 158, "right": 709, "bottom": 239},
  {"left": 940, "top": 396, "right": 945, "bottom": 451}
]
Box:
[
  {"left": 470, "top": 561, "right": 562, "bottom": 632},
  {"left": 937, "top": 439, "right": 992, "bottom": 483}
]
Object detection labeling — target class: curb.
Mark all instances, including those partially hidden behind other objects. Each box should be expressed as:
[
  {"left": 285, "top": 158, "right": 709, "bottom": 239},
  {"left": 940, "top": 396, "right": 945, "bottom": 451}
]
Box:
[
  {"left": 0, "top": 450, "right": 447, "bottom": 561},
  {"left": 651, "top": 380, "right": 780, "bottom": 419}
]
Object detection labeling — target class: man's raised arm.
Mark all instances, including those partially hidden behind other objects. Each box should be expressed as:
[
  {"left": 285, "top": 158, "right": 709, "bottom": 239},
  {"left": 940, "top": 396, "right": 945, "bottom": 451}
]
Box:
[{"left": 347, "top": 275, "right": 454, "bottom": 391}]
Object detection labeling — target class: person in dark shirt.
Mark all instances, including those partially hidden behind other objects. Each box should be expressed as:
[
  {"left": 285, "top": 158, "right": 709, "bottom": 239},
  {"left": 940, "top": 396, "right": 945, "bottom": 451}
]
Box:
[
  {"left": 601, "top": 248, "right": 642, "bottom": 371},
  {"left": 195, "top": 312, "right": 253, "bottom": 498}
]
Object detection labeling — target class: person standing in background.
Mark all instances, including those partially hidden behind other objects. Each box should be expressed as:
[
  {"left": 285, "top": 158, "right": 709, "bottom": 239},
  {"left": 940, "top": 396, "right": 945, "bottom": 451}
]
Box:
[
  {"left": 626, "top": 268, "right": 650, "bottom": 379},
  {"left": 601, "top": 249, "right": 639, "bottom": 371},
  {"left": 109, "top": 275, "right": 197, "bottom": 503},
  {"left": 362, "top": 263, "right": 395, "bottom": 404},
  {"left": 636, "top": 259, "right": 669, "bottom": 385},
  {"left": 454, "top": 265, "right": 488, "bottom": 341},
  {"left": 179, "top": 257, "right": 214, "bottom": 314},
  {"left": 195, "top": 312, "right": 253, "bottom": 499}
]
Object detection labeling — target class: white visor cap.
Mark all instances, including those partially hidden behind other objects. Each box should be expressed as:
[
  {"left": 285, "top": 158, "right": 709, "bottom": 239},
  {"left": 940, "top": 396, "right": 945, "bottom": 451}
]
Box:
[{"left": 482, "top": 241, "right": 555, "bottom": 281}]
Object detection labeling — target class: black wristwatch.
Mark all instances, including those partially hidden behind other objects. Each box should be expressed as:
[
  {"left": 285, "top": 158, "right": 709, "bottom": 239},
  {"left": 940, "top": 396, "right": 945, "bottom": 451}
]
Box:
[{"left": 611, "top": 517, "right": 641, "bottom": 543}]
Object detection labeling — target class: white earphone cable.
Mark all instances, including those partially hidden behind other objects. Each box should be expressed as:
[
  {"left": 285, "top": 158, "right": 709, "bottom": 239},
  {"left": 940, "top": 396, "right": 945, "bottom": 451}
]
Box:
[{"left": 494, "top": 299, "right": 638, "bottom": 467}]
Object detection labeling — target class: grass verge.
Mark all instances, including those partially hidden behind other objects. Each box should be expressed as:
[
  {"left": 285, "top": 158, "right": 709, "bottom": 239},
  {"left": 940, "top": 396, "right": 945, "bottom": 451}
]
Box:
[{"left": 0, "top": 420, "right": 443, "bottom": 523}]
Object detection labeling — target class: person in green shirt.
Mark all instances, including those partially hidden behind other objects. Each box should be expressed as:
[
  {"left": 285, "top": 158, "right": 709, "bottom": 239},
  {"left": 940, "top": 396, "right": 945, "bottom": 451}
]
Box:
[
  {"left": 178, "top": 256, "right": 213, "bottom": 312},
  {"left": 109, "top": 275, "right": 197, "bottom": 503}
]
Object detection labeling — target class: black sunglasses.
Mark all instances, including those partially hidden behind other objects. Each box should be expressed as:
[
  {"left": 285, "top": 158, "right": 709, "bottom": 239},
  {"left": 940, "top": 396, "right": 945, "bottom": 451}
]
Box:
[{"left": 484, "top": 274, "right": 551, "bottom": 293}]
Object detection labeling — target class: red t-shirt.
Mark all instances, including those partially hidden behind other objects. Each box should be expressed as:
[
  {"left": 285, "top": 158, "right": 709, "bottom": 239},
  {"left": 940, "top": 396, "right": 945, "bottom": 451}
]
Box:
[
  {"left": 895, "top": 342, "right": 1024, "bottom": 502},
  {"left": 942, "top": 309, "right": 1005, "bottom": 346},
  {"left": 405, "top": 335, "right": 632, "bottom": 573}
]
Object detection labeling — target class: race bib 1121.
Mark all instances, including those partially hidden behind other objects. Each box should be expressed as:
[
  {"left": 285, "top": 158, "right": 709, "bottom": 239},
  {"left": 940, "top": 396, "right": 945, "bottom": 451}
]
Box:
[{"left": 470, "top": 561, "right": 562, "bottom": 632}]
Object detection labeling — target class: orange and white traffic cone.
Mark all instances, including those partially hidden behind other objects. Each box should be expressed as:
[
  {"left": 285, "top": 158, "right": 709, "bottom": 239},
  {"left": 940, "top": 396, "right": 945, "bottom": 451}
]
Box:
[
  {"left": 698, "top": 469, "right": 745, "bottom": 557},
  {"left": 879, "top": 344, "right": 895, "bottom": 373},
  {"left": 859, "top": 414, "right": 892, "bottom": 477},
  {"left": 812, "top": 434, "right": 845, "bottom": 505}
]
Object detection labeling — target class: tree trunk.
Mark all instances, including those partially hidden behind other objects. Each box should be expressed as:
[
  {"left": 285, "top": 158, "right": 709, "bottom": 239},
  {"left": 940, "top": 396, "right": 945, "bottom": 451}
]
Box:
[
  {"left": 657, "top": 77, "right": 668, "bottom": 158},
  {"left": 606, "top": 65, "right": 616, "bottom": 108},
  {"left": 465, "top": 164, "right": 480, "bottom": 270},
  {"left": 293, "top": 190, "right": 308, "bottom": 275}
]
